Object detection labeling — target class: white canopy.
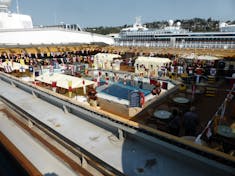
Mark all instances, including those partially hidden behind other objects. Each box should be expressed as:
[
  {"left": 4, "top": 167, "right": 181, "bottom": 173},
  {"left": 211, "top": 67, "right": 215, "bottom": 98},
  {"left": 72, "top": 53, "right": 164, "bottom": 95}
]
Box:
[
  {"left": 0, "top": 61, "right": 29, "bottom": 70},
  {"left": 181, "top": 53, "right": 221, "bottom": 61},
  {"left": 180, "top": 53, "right": 197, "bottom": 59},
  {"left": 35, "top": 73, "right": 95, "bottom": 89},
  {"left": 93, "top": 53, "right": 121, "bottom": 70},
  {"left": 197, "top": 55, "right": 221, "bottom": 61},
  {"left": 134, "top": 56, "right": 171, "bottom": 66},
  {"left": 94, "top": 53, "right": 121, "bottom": 61}
]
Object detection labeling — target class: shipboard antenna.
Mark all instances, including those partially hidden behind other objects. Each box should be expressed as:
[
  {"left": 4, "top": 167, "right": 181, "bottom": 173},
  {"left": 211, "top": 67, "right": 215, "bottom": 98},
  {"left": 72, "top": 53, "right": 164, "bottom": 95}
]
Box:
[{"left": 16, "top": 0, "right": 19, "bottom": 13}]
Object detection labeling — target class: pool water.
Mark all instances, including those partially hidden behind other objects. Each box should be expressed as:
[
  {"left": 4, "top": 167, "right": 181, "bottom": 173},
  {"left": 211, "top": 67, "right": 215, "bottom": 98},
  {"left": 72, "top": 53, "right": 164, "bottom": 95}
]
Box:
[{"left": 100, "top": 83, "right": 151, "bottom": 100}]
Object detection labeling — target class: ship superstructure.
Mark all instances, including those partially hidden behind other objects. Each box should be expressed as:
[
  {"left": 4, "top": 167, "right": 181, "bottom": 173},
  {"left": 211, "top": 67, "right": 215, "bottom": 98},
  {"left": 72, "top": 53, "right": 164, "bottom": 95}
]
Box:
[
  {"left": 115, "top": 18, "right": 235, "bottom": 49},
  {"left": 0, "top": 0, "right": 114, "bottom": 46}
]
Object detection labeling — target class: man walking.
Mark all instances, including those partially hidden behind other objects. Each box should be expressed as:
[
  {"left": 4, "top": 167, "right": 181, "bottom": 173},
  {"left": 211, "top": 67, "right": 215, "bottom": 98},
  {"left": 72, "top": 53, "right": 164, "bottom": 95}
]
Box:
[{"left": 183, "top": 106, "right": 199, "bottom": 136}]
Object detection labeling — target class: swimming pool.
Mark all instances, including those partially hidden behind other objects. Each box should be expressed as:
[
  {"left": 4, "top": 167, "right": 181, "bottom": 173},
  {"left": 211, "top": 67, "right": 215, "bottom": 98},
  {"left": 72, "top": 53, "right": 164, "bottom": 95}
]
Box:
[{"left": 100, "top": 83, "right": 151, "bottom": 100}]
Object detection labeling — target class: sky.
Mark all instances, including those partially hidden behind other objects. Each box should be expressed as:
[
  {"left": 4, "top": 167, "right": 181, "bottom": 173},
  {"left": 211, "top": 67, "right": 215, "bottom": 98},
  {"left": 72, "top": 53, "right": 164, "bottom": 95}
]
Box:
[{"left": 9, "top": 0, "right": 235, "bottom": 28}]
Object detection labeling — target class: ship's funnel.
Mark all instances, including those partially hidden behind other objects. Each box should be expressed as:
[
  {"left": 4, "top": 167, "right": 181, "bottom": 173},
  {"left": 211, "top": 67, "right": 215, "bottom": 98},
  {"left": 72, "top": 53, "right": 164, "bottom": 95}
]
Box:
[{"left": 0, "top": 0, "right": 11, "bottom": 11}]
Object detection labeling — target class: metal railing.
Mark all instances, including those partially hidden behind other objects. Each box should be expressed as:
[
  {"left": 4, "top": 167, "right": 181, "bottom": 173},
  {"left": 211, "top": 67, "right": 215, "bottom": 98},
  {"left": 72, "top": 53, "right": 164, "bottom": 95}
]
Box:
[{"left": 115, "top": 41, "right": 235, "bottom": 49}]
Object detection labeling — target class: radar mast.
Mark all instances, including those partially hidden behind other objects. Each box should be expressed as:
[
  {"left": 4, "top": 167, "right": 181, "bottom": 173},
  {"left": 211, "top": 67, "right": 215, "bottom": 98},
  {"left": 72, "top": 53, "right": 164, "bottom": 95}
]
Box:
[{"left": 0, "top": 0, "right": 11, "bottom": 12}]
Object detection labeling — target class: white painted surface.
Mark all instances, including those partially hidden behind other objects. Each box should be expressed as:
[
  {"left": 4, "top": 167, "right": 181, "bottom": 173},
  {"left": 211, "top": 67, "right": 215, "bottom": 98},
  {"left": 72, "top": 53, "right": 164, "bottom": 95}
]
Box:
[
  {"left": 0, "top": 29, "right": 114, "bottom": 45},
  {"left": 0, "top": 12, "right": 33, "bottom": 29},
  {"left": 0, "top": 111, "right": 77, "bottom": 176}
]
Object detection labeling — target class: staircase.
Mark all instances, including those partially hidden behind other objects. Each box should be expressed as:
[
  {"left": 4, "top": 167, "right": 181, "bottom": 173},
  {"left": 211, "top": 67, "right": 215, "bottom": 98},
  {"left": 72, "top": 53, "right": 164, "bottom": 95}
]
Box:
[
  {"left": 205, "top": 86, "right": 217, "bottom": 96},
  {"left": 207, "top": 76, "right": 216, "bottom": 84}
]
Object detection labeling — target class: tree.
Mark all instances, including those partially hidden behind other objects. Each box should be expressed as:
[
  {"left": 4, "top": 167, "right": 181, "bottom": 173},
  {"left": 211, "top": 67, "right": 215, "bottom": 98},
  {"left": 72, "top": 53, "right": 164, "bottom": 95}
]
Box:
[{"left": 84, "top": 18, "right": 222, "bottom": 34}]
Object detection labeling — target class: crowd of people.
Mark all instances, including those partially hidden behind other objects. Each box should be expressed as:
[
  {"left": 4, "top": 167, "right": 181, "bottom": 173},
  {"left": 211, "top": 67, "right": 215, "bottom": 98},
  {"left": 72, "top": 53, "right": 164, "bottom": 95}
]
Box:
[
  {"left": 0, "top": 51, "right": 95, "bottom": 67},
  {"left": 167, "top": 106, "right": 199, "bottom": 137},
  {"left": 1, "top": 49, "right": 234, "bottom": 81}
]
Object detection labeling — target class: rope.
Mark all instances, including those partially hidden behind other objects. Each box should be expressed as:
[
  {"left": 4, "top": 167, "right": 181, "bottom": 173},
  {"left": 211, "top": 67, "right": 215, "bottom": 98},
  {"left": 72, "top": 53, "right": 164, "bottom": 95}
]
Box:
[{"left": 195, "top": 83, "right": 235, "bottom": 143}]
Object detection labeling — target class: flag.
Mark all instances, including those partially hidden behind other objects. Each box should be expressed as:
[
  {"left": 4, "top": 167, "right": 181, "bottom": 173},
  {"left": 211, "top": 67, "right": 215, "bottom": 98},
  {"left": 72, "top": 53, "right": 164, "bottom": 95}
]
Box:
[
  {"left": 71, "top": 65, "right": 75, "bottom": 75},
  {"left": 4, "top": 65, "right": 13, "bottom": 73},
  {"left": 68, "top": 80, "right": 72, "bottom": 98},
  {"left": 123, "top": 76, "right": 127, "bottom": 85},
  {"left": 206, "top": 126, "right": 212, "bottom": 138},
  {"left": 82, "top": 80, "right": 86, "bottom": 95},
  {"left": 195, "top": 134, "right": 202, "bottom": 144},
  {"left": 105, "top": 77, "right": 109, "bottom": 85},
  {"left": 49, "top": 65, "right": 54, "bottom": 73},
  {"left": 20, "top": 58, "right": 25, "bottom": 66},
  {"left": 19, "top": 66, "right": 26, "bottom": 72},
  {"left": 192, "top": 84, "right": 196, "bottom": 100},
  {"left": 52, "top": 81, "right": 57, "bottom": 92},
  {"left": 29, "top": 66, "right": 34, "bottom": 72},
  {"left": 150, "top": 79, "right": 157, "bottom": 85},
  {"left": 97, "top": 76, "right": 100, "bottom": 86},
  {"left": 204, "top": 120, "right": 212, "bottom": 139}
]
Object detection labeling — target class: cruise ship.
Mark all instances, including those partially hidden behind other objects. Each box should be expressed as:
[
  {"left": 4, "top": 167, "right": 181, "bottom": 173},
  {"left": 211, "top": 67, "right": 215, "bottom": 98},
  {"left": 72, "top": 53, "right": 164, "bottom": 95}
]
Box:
[
  {"left": 114, "top": 17, "right": 235, "bottom": 49},
  {"left": 0, "top": 0, "right": 114, "bottom": 47},
  {"left": 0, "top": 1, "right": 235, "bottom": 176}
]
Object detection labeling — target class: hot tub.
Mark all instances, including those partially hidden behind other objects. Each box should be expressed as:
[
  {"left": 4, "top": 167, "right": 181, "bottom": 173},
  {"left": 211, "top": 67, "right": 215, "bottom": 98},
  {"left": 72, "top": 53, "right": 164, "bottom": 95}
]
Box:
[{"left": 96, "top": 80, "right": 178, "bottom": 118}]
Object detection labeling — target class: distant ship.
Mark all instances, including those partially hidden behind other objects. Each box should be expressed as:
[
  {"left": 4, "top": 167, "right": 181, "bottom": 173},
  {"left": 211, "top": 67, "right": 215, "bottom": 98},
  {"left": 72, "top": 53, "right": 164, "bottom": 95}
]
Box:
[
  {"left": 114, "top": 17, "right": 235, "bottom": 49},
  {"left": 0, "top": 0, "right": 114, "bottom": 47}
]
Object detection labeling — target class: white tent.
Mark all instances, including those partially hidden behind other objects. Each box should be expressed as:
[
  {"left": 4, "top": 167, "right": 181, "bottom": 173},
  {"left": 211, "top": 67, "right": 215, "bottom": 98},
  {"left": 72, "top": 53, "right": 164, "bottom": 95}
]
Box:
[
  {"left": 181, "top": 53, "right": 221, "bottom": 61},
  {"left": 181, "top": 53, "right": 197, "bottom": 59},
  {"left": 134, "top": 56, "right": 171, "bottom": 77},
  {"left": 0, "top": 61, "right": 29, "bottom": 71},
  {"left": 35, "top": 73, "right": 95, "bottom": 89},
  {"left": 135, "top": 56, "right": 171, "bottom": 65},
  {"left": 93, "top": 53, "right": 121, "bottom": 70},
  {"left": 197, "top": 55, "right": 221, "bottom": 61}
]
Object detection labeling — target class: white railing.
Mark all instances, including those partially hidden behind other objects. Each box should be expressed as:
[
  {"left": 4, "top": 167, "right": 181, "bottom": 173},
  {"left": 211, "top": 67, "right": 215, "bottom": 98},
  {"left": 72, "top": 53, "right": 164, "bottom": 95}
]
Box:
[{"left": 114, "top": 41, "right": 235, "bottom": 49}]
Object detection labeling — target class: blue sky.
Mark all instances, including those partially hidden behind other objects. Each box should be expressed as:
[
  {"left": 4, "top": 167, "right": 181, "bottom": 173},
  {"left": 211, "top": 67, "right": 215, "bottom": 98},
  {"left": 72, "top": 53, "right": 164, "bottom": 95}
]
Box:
[{"left": 10, "top": 0, "right": 235, "bottom": 27}]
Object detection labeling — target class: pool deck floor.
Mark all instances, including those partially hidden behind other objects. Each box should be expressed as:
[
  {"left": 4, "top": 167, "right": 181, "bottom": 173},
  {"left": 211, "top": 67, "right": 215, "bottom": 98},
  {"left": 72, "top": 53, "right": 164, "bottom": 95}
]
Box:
[{"left": 0, "top": 75, "right": 234, "bottom": 176}]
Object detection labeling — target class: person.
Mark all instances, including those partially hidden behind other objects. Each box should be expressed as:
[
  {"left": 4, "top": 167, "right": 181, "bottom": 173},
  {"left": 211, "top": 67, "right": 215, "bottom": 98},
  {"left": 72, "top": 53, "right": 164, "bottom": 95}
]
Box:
[
  {"left": 128, "top": 58, "right": 132, "bottom": 67},
  {"left": 183, "top": 106, "right": 199, "bottom": 136},
  {"left": 168, "top": 108, "right": 181, "bottom": 136},
  {"left": 151, "top": 82, "right": 161, "bottom": 95}
]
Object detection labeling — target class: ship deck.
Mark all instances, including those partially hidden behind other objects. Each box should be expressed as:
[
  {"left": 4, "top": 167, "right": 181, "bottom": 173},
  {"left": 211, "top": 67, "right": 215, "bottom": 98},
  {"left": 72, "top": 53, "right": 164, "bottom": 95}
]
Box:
[
  {"left": 0, "top": 107, "right": 78, "bottom": 176},
  {"left": 0, "top": 75, "right": 234, "bottom": 175}
]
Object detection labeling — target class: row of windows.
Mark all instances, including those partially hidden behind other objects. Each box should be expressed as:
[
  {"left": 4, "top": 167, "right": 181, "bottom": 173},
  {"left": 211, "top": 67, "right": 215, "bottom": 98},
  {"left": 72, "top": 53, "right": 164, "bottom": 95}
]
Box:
[
  {"left": 120, "top": 32, "right": 235, "bottom": 38},
  {"left": 118, "top": 36, "right": 235, "bottom": 41},
  {"left": 176, "top": 38, "right": 235, "bottom": 41},
  {"left": 117, "top": 38, "right": 170, "bottom": 41},
  {"left": 115, "top": 42, "right": 235, "bottom": 49},
  {"left": 116, "top": 40, "right": 235, "bottom": 44}
]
